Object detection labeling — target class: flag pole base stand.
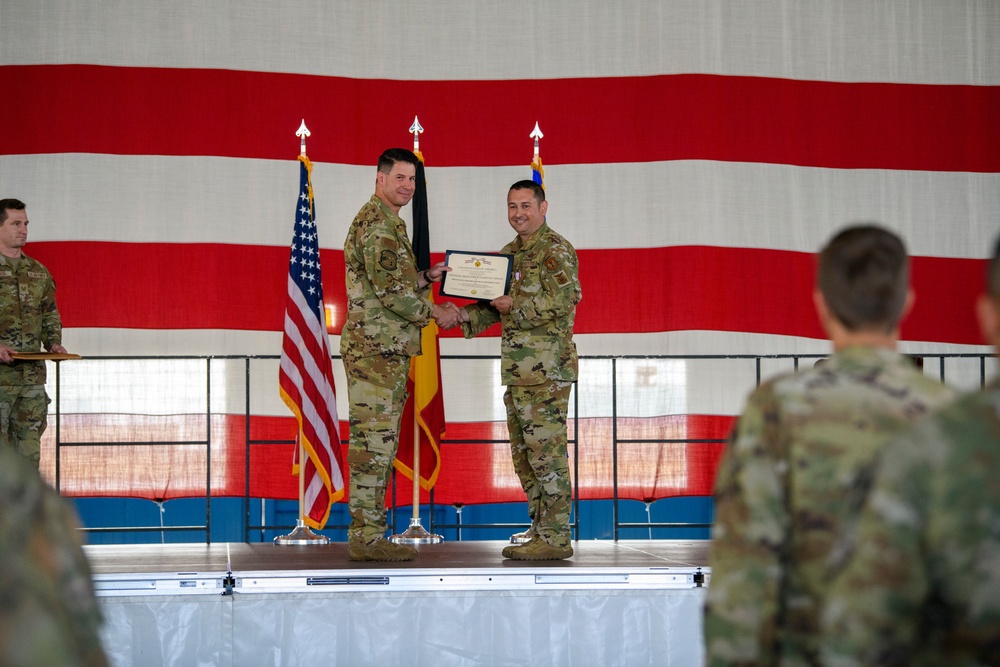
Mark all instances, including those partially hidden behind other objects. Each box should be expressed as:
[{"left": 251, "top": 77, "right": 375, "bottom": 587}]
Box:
[
  {"left": 509, "top": 532, "right": 533, "bottom": 545},
  {"left": 273, "top": 519, "right": 330, "bottom": 546},
  {"left": 389, "top": 517, "right": 443, "bottom": 545}
]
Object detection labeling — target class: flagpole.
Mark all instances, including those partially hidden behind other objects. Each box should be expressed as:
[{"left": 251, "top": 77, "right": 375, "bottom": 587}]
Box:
[
  {"left": 391, "top": 116, "right": 442, "bottom": 546},
  {"left": 510, "top": 123, "right": 546, "bottom": 547},
  {"left": 411, "top": 415, "right": 420, "bottom": 521},
  {"left": 275, "top": 119, "right": 330, "bottom": 546}
]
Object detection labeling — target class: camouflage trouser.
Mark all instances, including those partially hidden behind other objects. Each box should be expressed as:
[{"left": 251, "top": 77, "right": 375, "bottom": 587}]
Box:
[
  {"left": 344, "top": 352, "right": 409, "bottom": 545},
  {"left": 0, "top": 384, "right": 49, "bottom": 467},
  {"left": 503, "top": 380, "right": 572, "bottom": 548}
]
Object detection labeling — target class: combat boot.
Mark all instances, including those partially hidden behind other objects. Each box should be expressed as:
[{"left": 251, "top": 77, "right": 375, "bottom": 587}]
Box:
[
  {"left": 506, "top": 536, "right": 573, "bottom": 561},
  {"left": 348, "top": 537, "right": 417, "bottom": 562}
]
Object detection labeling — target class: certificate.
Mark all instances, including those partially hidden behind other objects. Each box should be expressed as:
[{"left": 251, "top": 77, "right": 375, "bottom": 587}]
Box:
[{"left": 440, "top": 250, "right": 513, "bottom": 301}]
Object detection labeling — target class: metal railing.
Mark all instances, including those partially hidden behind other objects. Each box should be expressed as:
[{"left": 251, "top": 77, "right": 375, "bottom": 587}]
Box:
[{"left": 49, "top": 352, "right": 991, "bottom": 544}]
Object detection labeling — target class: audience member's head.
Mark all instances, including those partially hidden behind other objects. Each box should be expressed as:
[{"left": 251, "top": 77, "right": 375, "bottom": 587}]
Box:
[
  {"left": 987, "top": 234, "right": 1000, "bottom": 302},
  {"left": 817, "top": 225, "right": 910, "bottom": 334},
  {"left": 976, "top": 233, "right": 1000, "bottom": 349}
]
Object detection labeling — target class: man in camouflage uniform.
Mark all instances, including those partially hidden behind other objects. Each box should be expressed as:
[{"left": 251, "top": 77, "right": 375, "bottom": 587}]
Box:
[
  {"left": 341, "top": 149, "right": 460, "bottom": 562},
  {"left": 703, "top": 225, "right": 956, "bottom": 665},
  {"left": 819, "top": 235, "right": 1000, "bottom": 666},
  {"left": 0, "top": 198, "right": 68, "bottom": 467},
  {"left": 456, "top": 180, "right": 581, "bottom": 560},
  {"left": 0, "top": 445, "right": 109, "bottom": 666}
]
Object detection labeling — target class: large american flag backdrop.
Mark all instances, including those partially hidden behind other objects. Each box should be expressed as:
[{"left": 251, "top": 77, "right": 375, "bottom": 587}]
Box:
[{"left": 2, "top": 1, "right": 997, "bottom": 506}]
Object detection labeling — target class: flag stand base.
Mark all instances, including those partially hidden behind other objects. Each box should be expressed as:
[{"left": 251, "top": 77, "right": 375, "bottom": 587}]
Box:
[
  {"left": 273, "top": 519, "right": 330, "bottom": 546},
  {"left": 390, "top": 517, "right": 443, "bottom": 545},
  {"left": 509, "top": 530, "right": 534, "bottom": 545}
]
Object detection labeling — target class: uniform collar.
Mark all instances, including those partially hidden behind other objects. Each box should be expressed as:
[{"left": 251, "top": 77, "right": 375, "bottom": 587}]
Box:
[
  {"left": 371, "top": 195, "right": 406, "bottom": 232},
  {"left": 514, "top": 222, "right": 549, "bottom": 251},
  {"left": 830, "top": 344, "right": 906, "bottom": 368},
  {"left": 371, "top": 194, "right": 398, "bottom": 219}
]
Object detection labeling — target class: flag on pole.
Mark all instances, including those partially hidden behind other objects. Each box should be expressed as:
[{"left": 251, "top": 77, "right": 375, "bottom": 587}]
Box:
[
  {"left": 530, "top": 121, "right": 545, "bottom": 189},
  {"left": 395, "top": 151, "right": 445, "bottom": 490},
  {"left": 278, "top": 155, "right": 345, "bottom": 529},
  {"left": 531, "top": 154, "right": 544, "bottom": 188}
]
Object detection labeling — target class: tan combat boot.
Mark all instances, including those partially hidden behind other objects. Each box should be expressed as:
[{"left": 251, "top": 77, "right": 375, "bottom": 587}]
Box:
[
  {"left": 505, "top": 536, "right": 573, "bottom": 561},
  {"left": 348, "top": 537, "right": 417, "bottom": 562},
  {"left": 502, "top": 526, "right": 537, "bottom": 558}
]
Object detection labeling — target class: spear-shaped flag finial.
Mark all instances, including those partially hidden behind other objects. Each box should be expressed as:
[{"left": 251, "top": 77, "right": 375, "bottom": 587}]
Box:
[
  {"left": 530, "top": 121, "right": 544, "bottom": 158},
  {"left": 410, "top": 116, "right": 424, "bottom": 154},
  {"left": 296, "top": 119, "right": 311, "bottom": 156}
]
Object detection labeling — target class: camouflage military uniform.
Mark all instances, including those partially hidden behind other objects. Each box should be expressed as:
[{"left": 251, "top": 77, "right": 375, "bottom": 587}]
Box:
[
  {"left": 0, "top": 446, "right": 108, "bottom": 666},
  {"left": 0, "top": 254, "right": 62, "bottom": 465},
  {"left": 703, "top": 346, "right": 956, "bottom": 666},
  {"left": 461, "top": 222, "right": 581, "bottom": 548},
  {"left": 341, "top": 195, "right": 433, "bottom": 544},
  {"left": 820, "top": 379, "right": 1000, "bottom": 667}
]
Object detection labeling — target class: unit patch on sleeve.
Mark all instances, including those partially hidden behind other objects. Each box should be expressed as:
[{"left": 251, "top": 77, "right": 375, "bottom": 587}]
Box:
[{"left": 379, "top": 249, "right": 398, "bottom": 271}]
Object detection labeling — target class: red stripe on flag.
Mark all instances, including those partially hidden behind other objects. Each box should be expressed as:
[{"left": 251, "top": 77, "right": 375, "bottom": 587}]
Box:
[
  {"left": 30, "top": 242, "right": 986, "bottom": 345},
  {"left": 3, "top": 65, "right": 998, "bottom": 171}
]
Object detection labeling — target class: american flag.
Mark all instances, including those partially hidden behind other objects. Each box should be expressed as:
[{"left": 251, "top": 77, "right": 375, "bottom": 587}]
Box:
[
  {"left": 1, "top": 1, "right": 996, "bottom": 504},
  {"left": 278, "top": 156, "right": 344, "bottom": 529}
]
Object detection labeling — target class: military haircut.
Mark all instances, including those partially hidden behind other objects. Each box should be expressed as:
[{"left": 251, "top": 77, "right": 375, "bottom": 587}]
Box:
[
  {"left": 377, "top": 148, "right": 419, "bottom": 174},
  {"left": 988, "top": 234, "right": 1000, "bottom": 301},
  {"left": 0, "top": 198, "right": 26, "bottom": 225},
  {"left": 817, "top": 224, "right": 909, "bottom": 333},
  {"left": 509, "top": 180, "right": 545, "bottom": 205}
]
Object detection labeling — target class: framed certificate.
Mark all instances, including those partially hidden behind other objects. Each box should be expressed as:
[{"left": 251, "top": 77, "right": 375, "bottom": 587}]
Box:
[{"left": 440, "top": 250, "right": 513, "bottom": 301}]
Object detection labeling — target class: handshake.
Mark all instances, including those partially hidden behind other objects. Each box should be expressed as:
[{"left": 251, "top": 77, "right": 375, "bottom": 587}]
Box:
[{"left": 432, "top": 301, "right": 468, "bottom": 330}]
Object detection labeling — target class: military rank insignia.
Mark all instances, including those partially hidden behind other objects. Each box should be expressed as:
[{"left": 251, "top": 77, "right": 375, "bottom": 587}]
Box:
[{"left": 379, "top": 249, "right": 398, "bottom": 271}]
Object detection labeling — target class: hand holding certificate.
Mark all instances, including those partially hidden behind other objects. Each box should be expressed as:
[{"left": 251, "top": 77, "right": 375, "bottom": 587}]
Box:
[{"left": 440, "top": 251, "right": 513, "bottom": 301}]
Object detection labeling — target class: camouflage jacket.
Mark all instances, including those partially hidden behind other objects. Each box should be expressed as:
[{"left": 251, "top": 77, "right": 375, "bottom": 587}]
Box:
[
  {"left": 703, "top": 346, "right": 956, "bottom": 666},
  {"left": 0, "top": 447, "right": 108, "bottom": 666},
  {"left": 0, "top": 254, "right": 62, "bottom": 385},
  {"left": 820, "top": 379, "right": 1000, "bottom": 667},
  {"left": 340, "top": 195, "right": 433, "bottom": 360},
  {"left": 461, "top": 222, "right": 580, "bottom": 386}
]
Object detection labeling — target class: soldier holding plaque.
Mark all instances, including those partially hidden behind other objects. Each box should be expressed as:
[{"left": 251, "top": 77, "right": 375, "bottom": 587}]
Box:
[
  {"left": 453, "top": 180, "right": 581, "bottom": 560},
  {"left": 0, "top": 198, "right": 69, "bottom": 467}
]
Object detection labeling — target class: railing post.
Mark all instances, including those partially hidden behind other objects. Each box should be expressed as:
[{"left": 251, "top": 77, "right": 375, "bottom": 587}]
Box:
[
  {"left": 244, "top": 357, "right": 252, "bottom": 543},
  {"left": 55, "top": 360, "right": 62, "bottom": 493},
  {"left": 572, "top": 379, "right": 580, "bottom": 542},
  {"left": 612, "top": 358, "right": 619, "bottom": 541},
  {"left": 205, "top": 358, "right": 212, "bottom": 545}
]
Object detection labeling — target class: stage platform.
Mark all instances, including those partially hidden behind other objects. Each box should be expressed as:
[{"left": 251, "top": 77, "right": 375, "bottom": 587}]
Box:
[{"left": 88, "top": 540, "right": 710, "bottom": 666}]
